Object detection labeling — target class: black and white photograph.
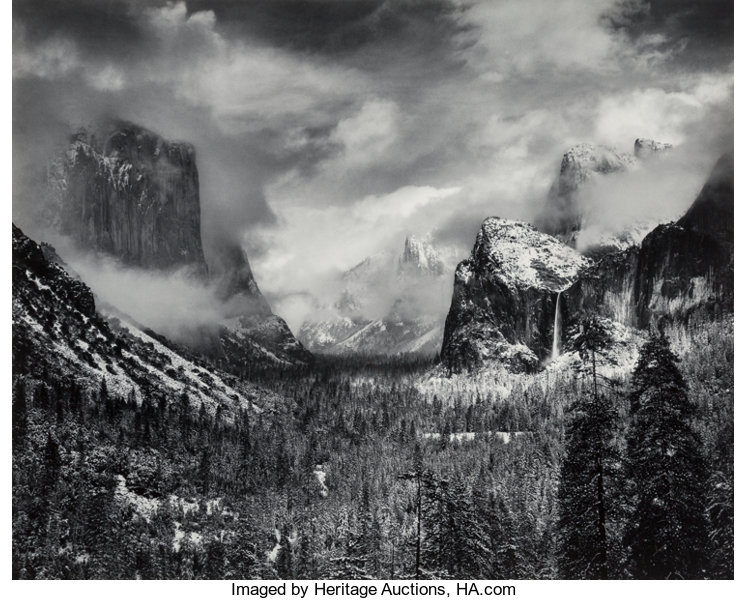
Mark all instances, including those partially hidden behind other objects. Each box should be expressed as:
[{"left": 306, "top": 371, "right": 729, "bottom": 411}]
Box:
[{"left": 11, "top": 0, "right": 734, "bottom": 583}]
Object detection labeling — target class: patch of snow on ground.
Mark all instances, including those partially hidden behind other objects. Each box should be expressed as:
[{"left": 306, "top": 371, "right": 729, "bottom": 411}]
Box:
[
  {"left": 313, "top": 465, "right": 329, "bottom": 498},
  {"left": 421, "top": 431, "right": 527, "bottom": 444},
  {"left": 114, "top": 475, "right": 159, "bottom": 522},
  {"left": 267, "top": 529, "right": 282, "bottom": 563}
]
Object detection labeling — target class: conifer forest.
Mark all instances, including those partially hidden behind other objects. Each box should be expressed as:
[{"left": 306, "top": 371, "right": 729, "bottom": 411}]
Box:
[
  {"left": 12, "top": 0, "right": 733, "bottom": 582},
  {"left": 12, "top": 312, "right": 734, "bottom": 579}
]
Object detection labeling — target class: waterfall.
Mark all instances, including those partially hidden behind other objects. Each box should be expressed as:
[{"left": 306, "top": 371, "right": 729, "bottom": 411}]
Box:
[{"left": 551, "top": 291, "right": 562, "bottom": 360}]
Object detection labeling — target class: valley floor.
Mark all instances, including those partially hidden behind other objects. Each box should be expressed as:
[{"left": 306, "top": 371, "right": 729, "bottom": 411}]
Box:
[{"left": 11, "top": 315, "right": 733, "bottom": 579}]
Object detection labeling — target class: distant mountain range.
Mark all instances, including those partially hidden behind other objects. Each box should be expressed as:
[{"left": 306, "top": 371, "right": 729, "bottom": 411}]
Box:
[
  {"left": 298, "top": 235, "right": 454, "bottom": 356},
  {"left": 15, "top": 122, "right": 733, "bottom": 374}
]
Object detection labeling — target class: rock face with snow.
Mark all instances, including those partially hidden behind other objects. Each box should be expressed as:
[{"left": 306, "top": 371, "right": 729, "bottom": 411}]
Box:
[
  {"left": 12, "top": 224, "right": 277, "bottom": 413},
  {"left": 441, "top": 218, "right": 590, "bottom": 372},
  {"left": 634, "top": 138, "right": 673, "bottom": 159},
  {"left": 443, "top": 152, "right": 732, "bottom": 374},
  {"left": 48, "top": 121, "right": 205, "bottom": 271},
  {"left": 298, "top": 236, "right": 450, "bottom": 355},
  {"left": 551, "top": 151, "right": 733, "bottom": 359},
  {"left": 400, "top": 235, "right": 445, "bottom": 276},
  {"left": 537, "top": 143, "right": 635, "bottom": 242},
  {"left": 45, "top": 121, "right": 309, "bottom": 367}
]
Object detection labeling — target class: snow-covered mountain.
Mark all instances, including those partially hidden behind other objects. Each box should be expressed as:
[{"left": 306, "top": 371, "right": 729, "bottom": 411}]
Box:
[
  {"left": 537, "top": 138, "right": 673, "bottom": 254},
  {"left": 298, "top": 235, "right": 453, "bottom": 355},
  {"left": 441, "top": 218, "right": 591, "bottom": 372},
  {"left": 12, "top": 224, "right": 279, "bottom": 413},
  {"left": 41, "top": 120, "right": 309, "bottom": 368},
  {"left": 442, "top": 152, "right": 733, "bottom": 374}
]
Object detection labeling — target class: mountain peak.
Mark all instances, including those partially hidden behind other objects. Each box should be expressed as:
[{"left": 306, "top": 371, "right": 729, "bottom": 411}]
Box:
[
  {"left": 474, "top": 218, "right": 590, "bottom": 292},
  {"left": 634, "top": 138, "right": 673, "bottom": 159},
  {"left": 558, "top": 143, "right": 635, "bottom": 194},
  {"left": 400, "top": 235, "right": 445, "bottom": 276},
  {"left": 678, "top": 151, "right": 734, "bottom": 248}
]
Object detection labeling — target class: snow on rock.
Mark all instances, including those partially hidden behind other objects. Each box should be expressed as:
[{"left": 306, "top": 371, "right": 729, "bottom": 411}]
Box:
[
  {"left": 634, "top": 138, "right": 673, "bottom": 159},
  {"left": 537, "top": 139, "right": 674, "bottom": 253},
  {"left": 441, "top": 218, "right": 590, "bottom": 372},
  {"left": 474, "top": 218, "right": 591, "bottom": 292},
  {"left": 400, "top": 235, "right": 446, "bottom": 276},
  {"left": 115, "top": 316, "right": 257, "bottom": 413}
]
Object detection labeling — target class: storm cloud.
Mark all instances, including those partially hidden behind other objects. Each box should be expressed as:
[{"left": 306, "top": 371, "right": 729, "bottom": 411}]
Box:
[{"left": 12, "top": 0, "right": 733, "bottom": 331}]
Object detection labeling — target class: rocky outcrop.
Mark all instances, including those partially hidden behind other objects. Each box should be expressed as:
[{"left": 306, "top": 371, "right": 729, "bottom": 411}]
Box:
[
  {"left": 678, "top": 152, "right": 734, "bottom": 249},
  {"left": 48, "top": 121, "right": 205, "bottom": 272},
  {"left": 440, "top": 218, "right": 590, "bottom": 372},
  {"left": 537, "top": 139, "right": 673, "bottom": 254},
  {"left": 210, "top": 240, "right": 271, "bottom": 315},
  {"left": 13, "top": 223, "right": 96, "bottom": 318},
  {"left": 441, "top": 152, "right": 733, "bottom": 373},
  {"left": 537, "top": 143, "right": 635, "bottom": 241},
  {"left": 400, "top": 235, "right": 445, "bottom": 276},
  {"left": 563, "top": 247, "right": 640, "bottom": 328},
  {"left": 634, "top": 138, "right": 673, "bottom": 159},
  {"left": 563, "top": 151, "right": 733, "bottom": 332},
  {"left": 633, "top": 152, "right": 733, "bottom": 326},
  {"left": 46, "top": 121, "right": 309, "bottom": 367}
]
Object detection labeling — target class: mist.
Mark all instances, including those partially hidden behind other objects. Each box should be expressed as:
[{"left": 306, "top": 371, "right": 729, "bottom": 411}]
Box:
[
  {"left": 44, "top": 236, "right": 225, "bottom": 346},
  {"left": 572, "top": 108, "right": 734, "bottom": 251},
  {"left": 12, "top": 0, "right": 733, "bottom": 339}
]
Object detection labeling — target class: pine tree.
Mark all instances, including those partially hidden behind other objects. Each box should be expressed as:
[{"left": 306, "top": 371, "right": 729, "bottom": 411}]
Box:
[
  {"left": 12, "top": 379, "right": 28, "bottom": 449},
  {"left": 556, "top": 391, "right": 623, "bottom": 578},
  {"left": 482, "top": 490, "right": 521, "bottom": 578},
  {"left": 198, "top": 447, "right": 212, "bottom": 495},
  {"left": 398, "top": 442, "right": 426, "bottom": 577},
  {"left": 556, "top": 312, "right": 624, "bottom": 579},
  {"left": 42, "top": 432, "right": 62, "bottom": 489},
  {"left": 625, "top": 334, "right": 708, "bottom": 579}
]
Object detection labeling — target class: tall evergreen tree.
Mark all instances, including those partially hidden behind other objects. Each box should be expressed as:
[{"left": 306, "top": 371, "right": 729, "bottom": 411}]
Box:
[
  {"left": 12, "top": 379, "right": 28, "bottom": 449},
  {"left": 625, "top": 334, "right": 708, "bottom": 579},
  {"left": 556, "top": 391, "right": 623, "bottom": 579},
  {"left": 557, "top": 312, "right": 623, "bottom": 579},
  {"left": 42, "top": 432, "right": 62, "bottom": 489}
]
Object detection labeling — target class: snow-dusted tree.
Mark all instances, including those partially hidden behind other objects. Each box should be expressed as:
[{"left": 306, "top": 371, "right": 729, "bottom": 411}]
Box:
[
  {"left": 556, "top": 390, "right": 623, "bottom": 579},
  {"left": 557, "top": 312, "right": 624, "bottom": 578},
  {"left": 707, "top": 417, "right": 733, "bottom": 578},
  {"left": 420, "top": 477, "right": 491, "bottom": 578},
  {"left": 625, "top": 334, "right": 708, "bottom": 579}
]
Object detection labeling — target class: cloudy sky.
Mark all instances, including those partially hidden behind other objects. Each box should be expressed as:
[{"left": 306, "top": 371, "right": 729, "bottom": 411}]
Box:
[{"left": 13, "top": 0, "right": 733, "bottom": 329}]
